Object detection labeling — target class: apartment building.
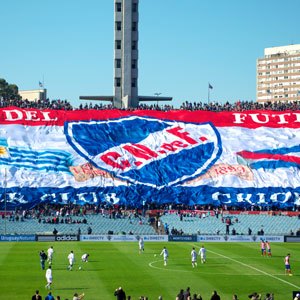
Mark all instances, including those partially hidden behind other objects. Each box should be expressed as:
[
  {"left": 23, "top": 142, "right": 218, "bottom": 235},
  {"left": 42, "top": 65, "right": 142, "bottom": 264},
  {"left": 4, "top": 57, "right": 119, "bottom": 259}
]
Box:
[{"left": 257, "top": 44, "right": 300, "bottom": 103}]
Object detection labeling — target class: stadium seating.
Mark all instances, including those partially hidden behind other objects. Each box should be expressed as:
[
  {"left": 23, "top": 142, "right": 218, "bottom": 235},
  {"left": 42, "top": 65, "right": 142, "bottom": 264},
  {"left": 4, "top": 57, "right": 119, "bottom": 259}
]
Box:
[
  {"left": 1, "top": 212, "right": 299, "bottom": 236},
  {"left": 160, "top": 213, "right": 300, "bottom": 235},
  {"left": 0, "top": 214, "right": 156, "bottom": 235}
]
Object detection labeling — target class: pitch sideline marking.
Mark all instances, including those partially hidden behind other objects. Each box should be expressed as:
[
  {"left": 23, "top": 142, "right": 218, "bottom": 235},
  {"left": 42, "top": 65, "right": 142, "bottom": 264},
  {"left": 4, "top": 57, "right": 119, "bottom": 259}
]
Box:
[{"left": 203, "top": 247, "right": 300, "bottom": 290}]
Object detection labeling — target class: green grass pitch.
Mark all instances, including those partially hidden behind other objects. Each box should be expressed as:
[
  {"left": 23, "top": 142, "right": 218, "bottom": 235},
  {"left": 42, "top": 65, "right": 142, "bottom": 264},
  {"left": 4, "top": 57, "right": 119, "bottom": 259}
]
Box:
[{"left": 0, "top": 242, "right": 299, "bottom": 299}]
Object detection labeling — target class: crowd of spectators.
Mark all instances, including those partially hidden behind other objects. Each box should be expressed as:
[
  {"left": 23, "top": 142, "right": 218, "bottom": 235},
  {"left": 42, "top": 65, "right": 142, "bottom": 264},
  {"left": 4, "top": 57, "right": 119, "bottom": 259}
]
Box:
[
  {"left": 9, "top": 203, "right": 145, "bottom": 220},
  {"left": 178, "top": 99, "right": 300, "bottom": 111},
  {"left": 3, "top": 95, "right": 300, "bottom": 111},
  {"left": 3, "top": 202, "right": 300, "bottom": 224},
  {"left": 2, "top": 201, "right": 299, "bottom": 237},
  {"left": 4, "top": 202, "right": 300, "bottom": 222},
  {"left": 32, "top": 290, "right": 84, "bottom": 300},
  {"left": 175, "top": 288, "right": 273, "bottom": 300},
  {"left": 0, "top": 97, "right": 74, "bottom": 110},
  {"left": 33, "top": 288, "right": 276, "bottom": 300},
  {"left": 3, "top": 203, "right": 148, "bottom": 235}
]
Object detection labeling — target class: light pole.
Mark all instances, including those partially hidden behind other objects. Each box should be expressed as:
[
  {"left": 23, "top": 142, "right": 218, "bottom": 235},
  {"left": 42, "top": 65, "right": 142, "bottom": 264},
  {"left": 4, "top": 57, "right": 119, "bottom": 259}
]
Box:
[{"left": 154, "top": 92, "right": 161, "bottom": 107}]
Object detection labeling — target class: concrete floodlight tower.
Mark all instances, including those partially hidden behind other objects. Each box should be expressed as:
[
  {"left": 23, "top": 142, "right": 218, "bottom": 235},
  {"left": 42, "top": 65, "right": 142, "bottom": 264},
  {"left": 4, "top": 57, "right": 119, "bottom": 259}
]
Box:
[
  {"left": 80, "top": 0, "right": 172, "bottom": 109},
  {"left": 114, "top": 0, "right": 138, "bottom": 108}
]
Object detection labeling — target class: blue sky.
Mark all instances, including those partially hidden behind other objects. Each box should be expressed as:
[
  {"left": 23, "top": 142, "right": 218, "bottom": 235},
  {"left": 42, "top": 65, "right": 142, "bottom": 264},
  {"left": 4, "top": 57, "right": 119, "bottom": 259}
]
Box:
[{"left": 0, "top": 0, "right": 299, "bottom": 108}]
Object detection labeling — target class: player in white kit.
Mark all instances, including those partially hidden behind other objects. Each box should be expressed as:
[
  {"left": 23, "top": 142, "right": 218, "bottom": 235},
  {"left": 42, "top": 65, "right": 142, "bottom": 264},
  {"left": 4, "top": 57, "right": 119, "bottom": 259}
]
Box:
[
  {"left": 191, "top": 247, "right": 198, "bottom": 268},
  {"left": 160, "top": 246, "right": 169, "bottom": 266},
  {"left": 67, "top": 250, "right": 75, "bottom": 270},
  {"left": 199, "top": 245, "right": 206, "bottom": 263}
]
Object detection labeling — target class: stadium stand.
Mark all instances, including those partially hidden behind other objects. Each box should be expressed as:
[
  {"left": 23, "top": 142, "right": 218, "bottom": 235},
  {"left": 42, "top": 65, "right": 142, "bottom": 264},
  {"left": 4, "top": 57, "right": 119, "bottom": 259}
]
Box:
[
  {"left": 1, "top": 208, "right": 299, "bottom": 236},
  {"left": 159, "top": 212, "right": 300, "bottom": 235},
  {"left": 0, "top": 210, "right": 156, "bottom": 235},
  {"left": 1, "top": 98, "right": 300, "bottom": 236}
]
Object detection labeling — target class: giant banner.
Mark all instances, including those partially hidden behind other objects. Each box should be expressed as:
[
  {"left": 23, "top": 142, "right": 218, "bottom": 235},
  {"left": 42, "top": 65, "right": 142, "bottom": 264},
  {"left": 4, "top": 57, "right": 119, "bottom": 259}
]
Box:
[{"left": 1, "top": 107, "right": 300, "bottom": 209}]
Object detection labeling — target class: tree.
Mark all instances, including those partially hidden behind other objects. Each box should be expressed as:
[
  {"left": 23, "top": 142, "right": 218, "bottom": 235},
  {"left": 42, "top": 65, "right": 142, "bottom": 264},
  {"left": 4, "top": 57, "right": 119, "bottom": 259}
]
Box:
[{"left": 0, "top": 78, "right": 21, "bottom": 100}]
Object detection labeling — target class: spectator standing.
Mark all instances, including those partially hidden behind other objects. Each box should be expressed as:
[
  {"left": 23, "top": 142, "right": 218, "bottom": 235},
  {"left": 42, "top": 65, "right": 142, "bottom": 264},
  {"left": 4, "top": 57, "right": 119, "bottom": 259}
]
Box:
[
  {"left": 87, "top": 226, "right": 92, "bottom": 235},
  {"left": 45, "top": 292, "right": 55, "bottom": 300},
  {"left": 211, "top": 290, "right": 221, "bottom": 300},
  {"left": 73, "top": 292, "right": 85, "bottom": 300},
  {"left": 248, "top": 292, "right": 261, "bottom": 300},
  {"left": 183, "top": 287, "right": 191, "bottom": 300},
  {"left": 226, "top": 223, "right": 230, "bottom": 235},
  {"left": 32, "top": 290, "right": 42, "bottom": 300},
  {"left": 264, "top": 293, "right": 273, "bottom": 300},
  {"left": 176, "top": 289, "right": 184, "bottom": 300},
  {"left": 114, "top": 287, "right": 126, "bottom": 300}
]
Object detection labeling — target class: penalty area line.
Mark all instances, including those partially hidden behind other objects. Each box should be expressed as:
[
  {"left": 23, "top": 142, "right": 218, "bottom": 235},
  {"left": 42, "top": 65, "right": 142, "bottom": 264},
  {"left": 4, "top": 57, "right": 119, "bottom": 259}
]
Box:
[{"left": 205, "top": 248, "right": 300, "bottom": 290}]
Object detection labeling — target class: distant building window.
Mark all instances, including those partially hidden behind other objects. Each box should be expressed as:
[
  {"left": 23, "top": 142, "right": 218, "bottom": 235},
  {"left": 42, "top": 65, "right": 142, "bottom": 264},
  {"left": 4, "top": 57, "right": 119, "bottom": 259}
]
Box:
[
  {"left": 115, "top": 59, "right": 121, "bottom": 68},
  {"left": 132, "top": 41, "right": 137, "bottom": 50},
  {"left": 132, "top": 22, "right": 137, "bottom": 31},
  {"left": 115, "top": 21, "right": 121, "bottom": 31},
  {"left": 131, "top": 78, "right": 136, "bottom": 87},
  {"left": 115, "top": 2, "right": 121, "bottom": 12},
  {"left": 132, "top": 3, "right": 137, "bottom": 12},
  {"left": 115, "top": 77, "right": 121, "bottom": 87},
  {"left": 132, "top": 59, "right": 137, "bottom": 69},
  {"left": 115, "top": 40, "right": 121, "bottom": 50},
  {"left": 284, "top": 76, "right": 288, "bottom": 79}
]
